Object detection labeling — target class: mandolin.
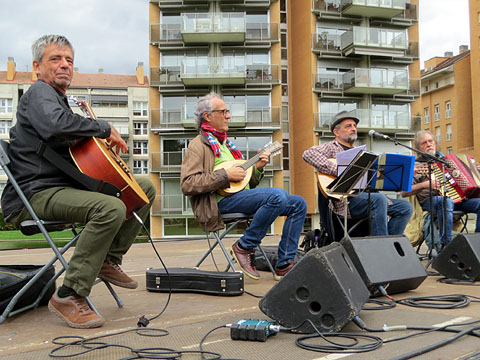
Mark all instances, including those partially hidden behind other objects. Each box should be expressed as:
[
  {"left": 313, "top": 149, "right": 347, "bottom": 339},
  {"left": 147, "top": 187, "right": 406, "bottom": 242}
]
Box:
[
  {"left": 214, "top": 141, "right": 283, "bottom": 197},
  {"left": 69, "top": 96, "right": 149, "bottom": 219}
]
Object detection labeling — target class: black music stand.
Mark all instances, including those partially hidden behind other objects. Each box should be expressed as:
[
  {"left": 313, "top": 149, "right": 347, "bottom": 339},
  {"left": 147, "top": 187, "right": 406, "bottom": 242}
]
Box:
[{"left": 327, "top": 150, "right": 378, "bottom": 238}]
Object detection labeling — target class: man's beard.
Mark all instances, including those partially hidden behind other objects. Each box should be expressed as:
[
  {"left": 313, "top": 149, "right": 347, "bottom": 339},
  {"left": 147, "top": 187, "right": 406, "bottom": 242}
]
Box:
[
  {"left": 341, "top": 133, "right": 357, "bottom": 145},
  {"left": 55, "top": 78, "right": 71, "bottom": 90}
]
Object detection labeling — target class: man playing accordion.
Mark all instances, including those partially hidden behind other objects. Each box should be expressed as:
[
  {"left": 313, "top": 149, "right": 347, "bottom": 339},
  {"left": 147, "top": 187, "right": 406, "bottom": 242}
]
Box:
[{"left": 402, "top": 130, "right": 480, "bottom": 250}]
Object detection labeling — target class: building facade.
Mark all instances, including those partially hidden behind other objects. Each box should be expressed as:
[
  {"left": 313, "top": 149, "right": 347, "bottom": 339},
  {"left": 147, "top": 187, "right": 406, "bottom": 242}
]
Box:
[
  {"left": 420, "top": 48, "right": 472, "bottom": 156},
  {"left": 149, "top": 0, "right": 287, "bottom": 237},
  {"left": 290, "top": 0, "right": 421, "bottom": 225},
  {"left": 0, "top": 58, "right": 150, "bottom": 202}
]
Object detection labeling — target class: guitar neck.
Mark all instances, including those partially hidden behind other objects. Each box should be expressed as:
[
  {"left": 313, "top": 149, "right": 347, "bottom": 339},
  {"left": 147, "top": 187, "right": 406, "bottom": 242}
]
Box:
[{"left": 239, "top": 152, "right": 262, "bottom": 171}]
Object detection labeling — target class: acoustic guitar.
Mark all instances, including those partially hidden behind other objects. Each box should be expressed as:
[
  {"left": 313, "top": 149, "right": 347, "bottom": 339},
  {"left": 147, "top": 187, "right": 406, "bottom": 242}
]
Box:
[
  {"left": 69, "top": 96, "right": 149, "bottom": 219},
  {"left": 316, "top": 159, "right": 351, "bottom": 200},
  {"left": 214, "top": 141, "right": 283, "bottom": 197}
]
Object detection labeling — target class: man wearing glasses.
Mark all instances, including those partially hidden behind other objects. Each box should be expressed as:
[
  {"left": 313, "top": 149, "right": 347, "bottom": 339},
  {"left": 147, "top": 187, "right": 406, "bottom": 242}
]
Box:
[{"left": 181, "top": 92, "right": 307, "bottom": 281}]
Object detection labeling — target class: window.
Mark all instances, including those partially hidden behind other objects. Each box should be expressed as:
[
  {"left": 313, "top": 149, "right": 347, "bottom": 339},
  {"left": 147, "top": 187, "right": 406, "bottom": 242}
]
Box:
[
  {"left": 434, "top": 104, "right": 440, "bottom": 121},
  {"left": 424, "top": 107, "right": 429, "bottom": 124},
  {"left": 446, "top": 124, "right": 452, "bottom": 141},
  {"left": 162, "top": 138, "right": 189, "bottom": 167},
  {"left": 133, "top": 101, "right": 148, "bottom": 117},
  {"left": 435, "top": 126, "right": 441, "bottom": 143},
  {"left": 133, "top": 141, "right": 148, "bottom": 155},
  {"left": 0, "top": 121, "right": 12, "bottom": 135},
  {"left": 445, "top": 101, "right": 451, "bottom": 118},
  {"left": 133, "top": 160, "right": 148, "bottom": 174},
  {"left": 134, "top": 121, "right": 148, "bottom": 135},
  {"left": 447, "top": 147, "right": 453, "bottom": 154},
  {"left": 424, "top": 85, "right": 428, "bottom": 92},
  {"left": 0, "top": 99, "right": 12, "bottom": 114}
]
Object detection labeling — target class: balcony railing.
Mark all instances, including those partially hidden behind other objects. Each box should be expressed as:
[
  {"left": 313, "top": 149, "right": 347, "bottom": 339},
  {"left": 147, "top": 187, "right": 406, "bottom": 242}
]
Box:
[
  {"left": 181, "top": 13, "right": 246, "bottom": 43},
  {"left": 151, "top": 194, "right": 191, "bottom": 216},
  {"left": 341, "top": 27, "right": 408, "bottom": 56},
  {"left": 150, "top": 67, "right": 183, "bottom": 87},
  {"left": 312, "top": 33, "right": 342, "bottom": 53},
  {"left": 246, "top": 64, "right": 281, "bottom": 84},
  {"left": 340, "top": 0, "right": 409, "bottom": 18},
  {"left": 246, "top": 22, "right": 280, "bottom": 42},
  {"left": 150, "top": 108, "right": 195, "bottom": 130},
  {"left": 314, "top": 108, "right": 412, "bottom": 131},
  {"left": 343, "top": 68, "right": 409, "bottom": 94},
  {"left": 150, "top": 105, "right": 281, "bottom": 131},
  {"left": 150, "top": 24, "right": 182, "bottom": 44},
  {"left": 181, "top": 56, "right": 246, "bottom": 85}
]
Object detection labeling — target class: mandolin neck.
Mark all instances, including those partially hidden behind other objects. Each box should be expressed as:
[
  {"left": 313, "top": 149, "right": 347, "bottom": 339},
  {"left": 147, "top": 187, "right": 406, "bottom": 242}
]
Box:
[{"left": 239, "top": 151, "right": 262, "bottom": 171}]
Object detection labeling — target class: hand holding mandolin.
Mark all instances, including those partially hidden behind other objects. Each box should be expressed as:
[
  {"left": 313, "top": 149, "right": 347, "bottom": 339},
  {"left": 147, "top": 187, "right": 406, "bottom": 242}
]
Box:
[{"left": 226, "top": 166, "right": 246, "bottom": 182}]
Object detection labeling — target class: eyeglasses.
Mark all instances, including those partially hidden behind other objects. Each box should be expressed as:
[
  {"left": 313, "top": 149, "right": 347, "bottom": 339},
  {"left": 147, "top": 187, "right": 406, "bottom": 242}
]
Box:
[{"left": 211, "top": 109, "right": 230, "bottom": 116}]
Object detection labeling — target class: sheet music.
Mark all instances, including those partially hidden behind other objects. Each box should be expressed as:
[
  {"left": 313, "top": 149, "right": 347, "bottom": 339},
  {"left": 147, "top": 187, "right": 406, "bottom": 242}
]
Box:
[{"left": 336, "top": 145, "right": 368, "bottom": 190}]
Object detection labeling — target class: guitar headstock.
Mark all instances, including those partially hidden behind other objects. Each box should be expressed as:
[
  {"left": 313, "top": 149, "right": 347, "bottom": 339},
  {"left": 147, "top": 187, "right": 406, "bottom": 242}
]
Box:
[
  {"left": 69, "top": 96, "right": 96, "bottom": 119},
  {"left": 263, "top": 141, "right": 283, "bottom": 156}
]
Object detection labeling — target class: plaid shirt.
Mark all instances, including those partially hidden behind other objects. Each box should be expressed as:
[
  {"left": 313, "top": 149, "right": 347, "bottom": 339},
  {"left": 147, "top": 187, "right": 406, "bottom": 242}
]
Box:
[{"left": 303, "top": 140, "right": 391, "bottom": 217}]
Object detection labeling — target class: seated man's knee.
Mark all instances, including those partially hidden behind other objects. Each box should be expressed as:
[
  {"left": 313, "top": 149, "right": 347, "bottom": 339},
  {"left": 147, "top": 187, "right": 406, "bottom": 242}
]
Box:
[{"left": 99, "top": 197, "right": 127, "bottom": 224}]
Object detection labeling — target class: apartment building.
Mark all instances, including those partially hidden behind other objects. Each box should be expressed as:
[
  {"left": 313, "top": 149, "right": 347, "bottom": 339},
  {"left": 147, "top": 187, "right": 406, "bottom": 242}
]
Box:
[
  {"left": 420, "top": 48, "right": 472, "bottom": 157},
  {"left": 149, "top": 0, "right": 286, "bottom": 238},
  {"left": 0, "top": 58, "right": 149, "bottom": 200},
  {"left": 290, "top": 0, "right": 421, "bottom": 223}
]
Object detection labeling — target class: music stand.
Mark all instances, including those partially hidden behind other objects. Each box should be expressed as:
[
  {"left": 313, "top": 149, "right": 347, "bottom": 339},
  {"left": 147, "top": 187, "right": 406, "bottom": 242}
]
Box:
[
  {"left": 371, "top": 153, "right": 415, "bottom": 192},
  {"left": 327, "top": 150, "right": 378, "bottom": 238}
]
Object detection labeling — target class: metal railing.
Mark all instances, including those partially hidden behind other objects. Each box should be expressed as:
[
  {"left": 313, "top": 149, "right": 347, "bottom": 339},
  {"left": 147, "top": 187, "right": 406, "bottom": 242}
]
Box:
[{"left": 341, "top": 26, "right": 407, "bottom": 50}]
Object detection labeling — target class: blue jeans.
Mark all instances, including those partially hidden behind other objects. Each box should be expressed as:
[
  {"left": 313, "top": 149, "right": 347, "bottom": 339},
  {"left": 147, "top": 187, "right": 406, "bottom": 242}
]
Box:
[
  {"left": 422, "top": 196, "right": 480, "bottom": 245},
  {"left": 349, "top": 193, "right": 412, "bottom": 236},
  {"left": 218, "top": 188, "right": 307, "bottom": 267}
]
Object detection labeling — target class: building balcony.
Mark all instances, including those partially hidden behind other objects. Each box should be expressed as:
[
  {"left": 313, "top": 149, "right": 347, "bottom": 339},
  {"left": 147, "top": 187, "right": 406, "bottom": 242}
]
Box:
[
  {"left": 314, "top": 108, "right": 412, "bottom": 132},
  {"left": 313, "top": 71, "right": 419, "bottom": 99},
  {"left": 151, "top": 194, "right": 191, "bottom": 216},
  {"left": 150, "top": 108, "right": 196, "bottom": 131},
  {"left": 150, "top": 67, "right": 183, "bottom": 86},
  {"left": 151, "top": 147, "right": 282, "bottom": 174},
  {"left": 181, "top": 57, "right": 246, "bottom": 85},
  {"left": 153, "top": 0, "right": 209, "bottom": 10},
  {"left": 218, "top": 0, "right": 274, "bottom": 9},
  {"left": 150, "top": 105, "right": 281, "bottom": 132},
  {"left": 177, "top": 57, "right": 280, "bottom": 86},
  {"left": 245, "top": 22, "right": 280, "bottom": 43},
  {"left": 150, "top": 24, "right": 182, "bottom": 45},
  {"left": 341, "top": 27, "right": 408, "bottom": 57},
  {"left": 181, "top": 13, "right": 246, "bottom": 43},
  {"left": 343, "top": 68, "right": 409, "bottom": 95},
  {"left": 312, "top": 33, "right": 342, "bottom": 55},
  {"left": 340, "top": 0, "right": 409, "bottom": 18}
]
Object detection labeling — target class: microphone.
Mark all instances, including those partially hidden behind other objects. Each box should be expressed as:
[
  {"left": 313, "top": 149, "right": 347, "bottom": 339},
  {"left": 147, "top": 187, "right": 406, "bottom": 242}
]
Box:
[{"left": 368, "top": 130, "right": 391, "bottom": 140}]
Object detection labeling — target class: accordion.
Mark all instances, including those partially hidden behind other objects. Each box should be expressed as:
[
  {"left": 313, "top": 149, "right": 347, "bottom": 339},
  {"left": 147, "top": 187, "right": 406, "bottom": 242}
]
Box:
[{"left": 432, "top": 153, "right": 480, "bottom": 203}]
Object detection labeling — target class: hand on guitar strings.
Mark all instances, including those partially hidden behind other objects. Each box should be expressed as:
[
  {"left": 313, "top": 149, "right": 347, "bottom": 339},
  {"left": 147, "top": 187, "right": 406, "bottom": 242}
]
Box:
[
  {"left": 106, "top": 124, "right": 128, "bottom": 155},
  {"left": 255, "top": 148, "right": 270, "bottom": 171}
]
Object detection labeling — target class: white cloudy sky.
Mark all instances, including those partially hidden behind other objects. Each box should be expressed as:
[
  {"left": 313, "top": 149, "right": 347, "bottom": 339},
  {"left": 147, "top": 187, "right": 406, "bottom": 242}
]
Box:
[{"left": 0, "top": 0, "right": 471, "bottom": 74}]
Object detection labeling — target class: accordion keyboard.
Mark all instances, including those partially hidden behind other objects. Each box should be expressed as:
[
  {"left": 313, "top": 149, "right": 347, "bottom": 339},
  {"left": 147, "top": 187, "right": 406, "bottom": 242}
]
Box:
[{"left": 431, "top": 163, "right": 463, "bottom": 203}]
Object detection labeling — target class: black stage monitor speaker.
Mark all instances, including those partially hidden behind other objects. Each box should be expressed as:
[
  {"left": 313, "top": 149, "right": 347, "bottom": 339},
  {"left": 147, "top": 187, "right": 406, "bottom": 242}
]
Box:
[
  {"left": 340, "top": 235, "right": 427, "bottom": 296},
  {"left": 432, "top": 233, "right": 480, "bottom": 281},
  {"left": 259, "top": 242, "right": 370, "bottom": 333}
]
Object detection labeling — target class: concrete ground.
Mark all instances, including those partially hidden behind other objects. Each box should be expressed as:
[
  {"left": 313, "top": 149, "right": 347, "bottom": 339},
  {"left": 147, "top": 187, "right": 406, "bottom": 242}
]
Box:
[{"left": 1, "top": 235, "right": 480, "bottom": 359}]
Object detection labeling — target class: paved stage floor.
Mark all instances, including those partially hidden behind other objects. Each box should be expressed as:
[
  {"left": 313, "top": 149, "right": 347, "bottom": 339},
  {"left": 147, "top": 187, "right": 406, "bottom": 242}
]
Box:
[{"left": 1, "top": 236, "right": 480, "bottom": 359}]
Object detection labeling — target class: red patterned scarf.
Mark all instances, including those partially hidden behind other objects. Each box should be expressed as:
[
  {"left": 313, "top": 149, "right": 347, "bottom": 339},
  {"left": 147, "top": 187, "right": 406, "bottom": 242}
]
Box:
[{"left": 200, "top": 123, "right": 243, "bottom": 159}]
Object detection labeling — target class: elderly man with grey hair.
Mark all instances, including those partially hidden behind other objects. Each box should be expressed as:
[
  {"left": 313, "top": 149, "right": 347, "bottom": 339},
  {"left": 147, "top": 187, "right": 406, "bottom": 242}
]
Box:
[
  {"left": 402, "top": 130, "right": 480, "bottom": 251},
  {"left": 181, "top": 92, "right": 307, "bottom": 281},
  {"left": 1, "top": 35, "right": 156, "bottom": 328}
]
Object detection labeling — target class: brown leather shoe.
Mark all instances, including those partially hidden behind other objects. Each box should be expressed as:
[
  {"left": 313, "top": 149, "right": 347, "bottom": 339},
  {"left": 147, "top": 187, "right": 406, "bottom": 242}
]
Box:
[
  {"left": 274, "top": 260, "right": 295, "bottom": 281},
  {"left": 98, "top": 262, "right": 138, "bottom": 289},
  {"left": 230, "top": 241, "right": 260, "bottom": 280},
  {"left": 48, "top": 291, "right": 105, "bottom": 328}
]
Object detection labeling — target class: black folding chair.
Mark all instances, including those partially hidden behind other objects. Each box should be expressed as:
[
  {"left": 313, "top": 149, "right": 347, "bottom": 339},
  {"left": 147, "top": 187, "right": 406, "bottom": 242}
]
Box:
[
  {"left": 0, "top": 140, "right": 122, "bottom": 325},
  {"left": 195, "top": 213, "right": 276, "bottom": 278}
]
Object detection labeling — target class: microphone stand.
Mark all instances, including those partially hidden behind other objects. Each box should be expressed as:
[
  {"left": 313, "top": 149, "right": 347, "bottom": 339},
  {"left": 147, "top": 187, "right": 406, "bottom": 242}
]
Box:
[{"left": 371, "top": 135, "right": 448, "bottom": 261}]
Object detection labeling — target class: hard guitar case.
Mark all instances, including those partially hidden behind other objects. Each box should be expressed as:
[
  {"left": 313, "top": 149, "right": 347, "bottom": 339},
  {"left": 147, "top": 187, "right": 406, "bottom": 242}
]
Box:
[{"left": 146, "top": 267, "right": 244, "bottom": 296}]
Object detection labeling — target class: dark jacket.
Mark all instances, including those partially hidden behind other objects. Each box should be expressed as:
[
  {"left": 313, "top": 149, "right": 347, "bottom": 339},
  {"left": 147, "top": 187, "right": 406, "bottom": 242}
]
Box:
[
  {"left": 180, "top": 133, "right": 261, "bottom": 232},
  {"left": 1, "top": 80, "right": 111, "bottom": 220}
]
